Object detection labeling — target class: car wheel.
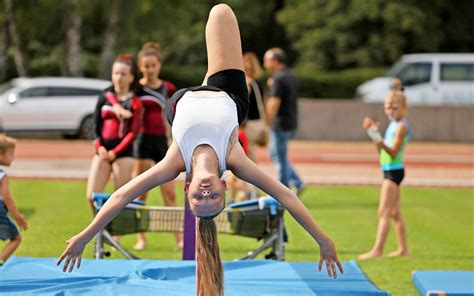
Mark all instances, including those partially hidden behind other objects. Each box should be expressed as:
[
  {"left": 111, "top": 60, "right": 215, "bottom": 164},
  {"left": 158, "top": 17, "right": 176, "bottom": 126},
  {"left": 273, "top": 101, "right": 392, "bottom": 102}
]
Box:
[{"left": 78, "top": 115, "right": 95, "bottom": 140}]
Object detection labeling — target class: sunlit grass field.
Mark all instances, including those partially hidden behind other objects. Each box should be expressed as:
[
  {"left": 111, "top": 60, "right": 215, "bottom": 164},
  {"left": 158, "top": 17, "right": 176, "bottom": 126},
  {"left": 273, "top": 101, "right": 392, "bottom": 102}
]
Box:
[{"left": 6, "top": 180, "right": 474, "bottom": 296}]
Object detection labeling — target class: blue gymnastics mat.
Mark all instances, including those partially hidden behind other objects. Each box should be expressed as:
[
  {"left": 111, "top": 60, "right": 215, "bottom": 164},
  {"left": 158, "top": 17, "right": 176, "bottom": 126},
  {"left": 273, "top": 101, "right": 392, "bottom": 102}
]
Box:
[
  {"left": 0, "top": 257, "right": 390, "bottom": 296},
  {"left": 412, "top": 271, "right": 474, "bottom": 296}
]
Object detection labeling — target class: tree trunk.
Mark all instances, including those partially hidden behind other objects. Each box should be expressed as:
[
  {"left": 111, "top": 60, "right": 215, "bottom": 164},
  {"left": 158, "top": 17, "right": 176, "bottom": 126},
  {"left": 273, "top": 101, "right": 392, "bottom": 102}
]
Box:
[
  {"left": 0, "top": 12, "right": 8, "bottom": 82},
  {"left": 66, "top": 0, "right": 82, "bottom": 76},
  {"left": 98, "top": 0, "right": 121, "bottom": 79},
  {"left": 4, "top": 0, "right": 27, "bottom": 77}
]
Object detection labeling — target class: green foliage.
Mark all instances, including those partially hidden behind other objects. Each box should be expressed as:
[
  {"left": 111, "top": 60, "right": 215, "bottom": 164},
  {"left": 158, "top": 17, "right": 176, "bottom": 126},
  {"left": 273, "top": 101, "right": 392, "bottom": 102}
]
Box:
[
  {"left": 278, "top": 0, "right": 473, "bottom": 71},
  {"left": 1, "top": 0, "right": 289, "bottom": 81},
  {"left": 297, "top": 67, "right": 386, "bottom": 98},
  {"left": 1, "top": 0, "right": 473, "bottom": 88},
  {"left": 161, "top": 64, "right": 207, "bottom": 89},
  {"left": 158, "top": 64, "right": 387, "bottom": 99},
  {"left": 7, "top": 180, "right": 474, "bottom": 296}
]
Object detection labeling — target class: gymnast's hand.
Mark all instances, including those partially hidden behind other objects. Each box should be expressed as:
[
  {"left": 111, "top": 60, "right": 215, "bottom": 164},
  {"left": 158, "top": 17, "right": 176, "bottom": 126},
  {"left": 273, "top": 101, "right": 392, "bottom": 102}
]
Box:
[
  {"left": 57, "top": 234, "right": 87, "bottom": 272},
  {"left": 97, "top": 146, "right": 109, "bottom": 160},
  {"left": 318, "top": 238, "right": 344, "bottom": 279},
  {"left": 107, "top": 150, "right": 117, "bottom": 162},
  {"left": 112, "top": 104, "right": 133, "bottom": 120},
  {"left": 362, "top": 116, "right": 374, "bottom": 129}
]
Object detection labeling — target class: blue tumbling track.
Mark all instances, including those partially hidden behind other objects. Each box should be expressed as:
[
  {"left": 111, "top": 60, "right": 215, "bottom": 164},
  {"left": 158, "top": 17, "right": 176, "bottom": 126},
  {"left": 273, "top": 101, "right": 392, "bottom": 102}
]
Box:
[
  {"left": 0, "top": 257, "right": 390, "bottom": 295},
  {"left": 413, "top": 271, "right": 474, "bottom": 296}
]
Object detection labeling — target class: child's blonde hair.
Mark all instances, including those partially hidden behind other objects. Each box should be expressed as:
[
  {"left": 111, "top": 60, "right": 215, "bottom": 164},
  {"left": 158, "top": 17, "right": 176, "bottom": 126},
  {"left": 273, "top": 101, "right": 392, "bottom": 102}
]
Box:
[
  {"left": 386, "top": 89, "right": 407, "bottom": 107},
  {"left": 387, "top": 78, "right": 407, "bottom": 107},
  {"left": 0, "top": 134, "right": 16, "bottom": 154}
]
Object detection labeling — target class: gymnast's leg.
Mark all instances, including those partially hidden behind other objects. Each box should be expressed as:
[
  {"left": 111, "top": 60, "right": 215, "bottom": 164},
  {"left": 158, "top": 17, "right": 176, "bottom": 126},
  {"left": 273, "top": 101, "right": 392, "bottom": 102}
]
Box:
[{"left": 203, "top": 4, "right": 243, "bottom": 82}]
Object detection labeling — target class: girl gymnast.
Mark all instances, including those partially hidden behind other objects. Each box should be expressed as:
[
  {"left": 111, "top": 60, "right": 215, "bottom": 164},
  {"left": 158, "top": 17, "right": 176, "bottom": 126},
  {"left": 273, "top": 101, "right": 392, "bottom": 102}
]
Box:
[
  {"left": 358, "top": 79, "right": 411, "bottom": 259},
  {"left": 58, "top": 4, "right": 343, "bottom": 295}
]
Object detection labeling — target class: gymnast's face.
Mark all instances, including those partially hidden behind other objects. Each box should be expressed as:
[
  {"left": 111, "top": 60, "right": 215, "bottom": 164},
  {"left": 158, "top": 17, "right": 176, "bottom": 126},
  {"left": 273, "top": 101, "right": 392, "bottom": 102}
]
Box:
[
  {"left": 186, "top": 174, "right": 226, "bottom": 218},
  {"left": 139, "top": 55, "right": 161, "bottom": 79},
  {"left": 111, "top": 62, "right": 134, "bottom": 92},
  {"left": 384, "top": 92, "right": 406, "bottom": 121}
]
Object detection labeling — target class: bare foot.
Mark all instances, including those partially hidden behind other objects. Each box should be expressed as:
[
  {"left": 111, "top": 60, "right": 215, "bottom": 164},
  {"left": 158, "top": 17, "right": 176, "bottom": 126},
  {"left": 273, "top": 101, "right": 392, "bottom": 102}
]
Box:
[
  {"left": 386, "top": 249, "right": 409, "bottom": 258},
  {"left": 357, "top": 250, "right": 383, "bottom": 260},
  {"left": 133, "top": 240, "right": 147, "bottom": 251},
  {"left": 177, "top": 240, "right": 184, "bottom": 250}
]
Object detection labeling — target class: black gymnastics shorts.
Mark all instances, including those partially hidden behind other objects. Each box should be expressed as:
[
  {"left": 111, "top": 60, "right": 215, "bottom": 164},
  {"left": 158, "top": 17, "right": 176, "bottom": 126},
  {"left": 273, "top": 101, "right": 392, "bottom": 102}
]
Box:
[
  {"left": 166, "top": 69, "right": 249, "bottom": 126},
  {"left": 134, "top": 134, "right": 168, "bottom": 163},
  {"left": 100, "top": 139, "right": 134, "bottom": 159},
  {"left": 383, "top": 169, "right": 405, "bottom": 186}
]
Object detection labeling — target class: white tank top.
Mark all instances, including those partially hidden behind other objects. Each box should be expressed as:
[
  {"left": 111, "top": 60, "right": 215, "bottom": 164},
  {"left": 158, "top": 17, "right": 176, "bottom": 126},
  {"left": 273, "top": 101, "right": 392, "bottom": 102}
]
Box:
[{"left": 172, "top": 92, "right": 238, "bottom": 175}]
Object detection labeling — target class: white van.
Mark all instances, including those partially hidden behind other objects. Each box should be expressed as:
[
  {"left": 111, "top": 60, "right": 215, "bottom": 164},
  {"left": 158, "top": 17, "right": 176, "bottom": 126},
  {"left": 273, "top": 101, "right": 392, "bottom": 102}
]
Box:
[
  {"left": 0, "top": 77, "right": 110, "bottom": 138},
  {"left": 355, "top": 53, "right": 474, "bottom": 105}
]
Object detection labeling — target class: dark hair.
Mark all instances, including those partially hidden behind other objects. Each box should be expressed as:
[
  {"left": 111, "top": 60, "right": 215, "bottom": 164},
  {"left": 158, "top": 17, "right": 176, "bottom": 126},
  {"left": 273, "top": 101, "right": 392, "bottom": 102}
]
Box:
[
  {"left": 267, "top": 47, "right": 287, "bottom": 65},
  {"left": 113, "top": 53, "right": 141, "bottom": 92},
  {"left": 196, "top": 217, "right": 223, "bottom": 296},
  {"left": 138, "top": 42, "right": 162, "bottom": 63}
]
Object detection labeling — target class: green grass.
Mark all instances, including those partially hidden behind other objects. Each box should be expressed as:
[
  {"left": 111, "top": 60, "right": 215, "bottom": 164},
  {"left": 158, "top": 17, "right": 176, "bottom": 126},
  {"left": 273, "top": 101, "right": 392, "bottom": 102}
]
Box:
[{"left": 5, "top": 180, "right": 474, "bottom": 296}]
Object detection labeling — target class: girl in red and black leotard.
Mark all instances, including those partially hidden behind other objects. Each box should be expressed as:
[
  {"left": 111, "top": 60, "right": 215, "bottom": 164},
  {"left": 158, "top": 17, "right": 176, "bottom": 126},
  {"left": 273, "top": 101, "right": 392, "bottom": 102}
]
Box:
[
  {"left": 86, "top": 54, "right": 142, "bottom": 213},
  {"left": 95, "top": 87, "right": 141, "bottom": 159},
  {"left": 106, "top": 43, "right": 182, "bottom": 250}
]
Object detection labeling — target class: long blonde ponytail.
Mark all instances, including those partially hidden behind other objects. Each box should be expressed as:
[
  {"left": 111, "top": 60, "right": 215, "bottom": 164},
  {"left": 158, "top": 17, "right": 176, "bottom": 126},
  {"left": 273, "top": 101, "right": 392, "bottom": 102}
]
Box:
[{"left": 196, "top": 218, "right": 223, "bottom": 296}]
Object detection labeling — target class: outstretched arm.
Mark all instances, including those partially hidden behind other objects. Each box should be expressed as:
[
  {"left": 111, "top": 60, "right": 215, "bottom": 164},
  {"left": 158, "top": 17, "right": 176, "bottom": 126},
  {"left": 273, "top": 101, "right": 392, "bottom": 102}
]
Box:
[
  {"left": 227, "top": 144, "right": 343, "bottom": 278},
  {"left": 57, "top": 142, "right": 184, "bottom": 272}
]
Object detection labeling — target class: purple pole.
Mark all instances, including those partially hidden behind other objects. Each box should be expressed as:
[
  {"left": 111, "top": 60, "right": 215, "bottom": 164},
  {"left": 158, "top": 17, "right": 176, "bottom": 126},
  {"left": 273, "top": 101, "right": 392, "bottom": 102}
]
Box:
[{"left": 182, "top": 195, "right": 196, "bottom": 260}]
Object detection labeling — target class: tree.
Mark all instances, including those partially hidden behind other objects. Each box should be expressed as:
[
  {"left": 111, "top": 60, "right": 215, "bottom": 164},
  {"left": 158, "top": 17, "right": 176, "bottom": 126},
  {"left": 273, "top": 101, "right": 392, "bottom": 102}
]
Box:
[
  {"left": 98, "top": 0, "right": 121, "bottom": 79},
  {"left": 2, "top": 0, "right": 472, "bottom": 84},
  {"left": 229, "top": 0, "right": 291, "bottom": 63},
  {"left": 0, "top": 10, "right": 7, "bottom": 82},
  {"left": 3, "top": 0, "right": 27, "bottom": 76},
  {"left": 438, "top": 0, "right": 474, "bottom": 52},
  {"left": 277, "top": 0, "right": 454, "bottom": 71},
  {"left": 65, "top": 0, "right": 82, "bottom": 76}
]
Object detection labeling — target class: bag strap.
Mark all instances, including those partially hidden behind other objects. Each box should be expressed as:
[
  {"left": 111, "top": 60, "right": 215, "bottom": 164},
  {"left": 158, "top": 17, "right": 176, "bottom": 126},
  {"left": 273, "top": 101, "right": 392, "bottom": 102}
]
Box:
[{"left": 250, "top": 79, "right": 265, "bottom": 120}]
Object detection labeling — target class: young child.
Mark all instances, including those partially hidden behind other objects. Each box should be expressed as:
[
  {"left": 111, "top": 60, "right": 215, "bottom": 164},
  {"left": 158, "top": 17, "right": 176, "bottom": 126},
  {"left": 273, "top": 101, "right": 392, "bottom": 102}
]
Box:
[
  {"left": 358, "top": 80, "right": 411, "bottom": 259},
  {"left": 0, "top": 135, "right": 27, "bottom": 266}
]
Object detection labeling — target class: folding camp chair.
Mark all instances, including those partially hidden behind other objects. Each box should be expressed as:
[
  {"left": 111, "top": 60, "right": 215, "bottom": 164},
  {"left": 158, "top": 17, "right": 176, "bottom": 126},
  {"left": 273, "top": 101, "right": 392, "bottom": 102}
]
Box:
[{"left": 92, "top": 193, "right": 285, "bottom": 261}]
